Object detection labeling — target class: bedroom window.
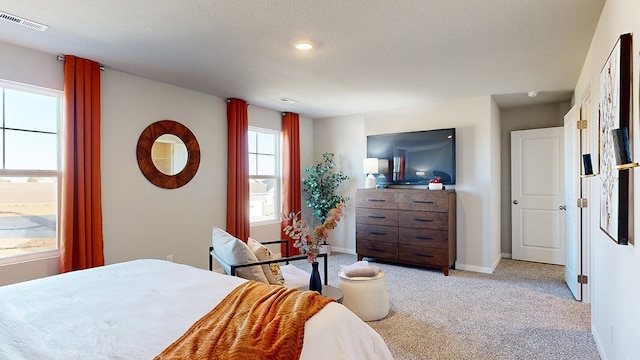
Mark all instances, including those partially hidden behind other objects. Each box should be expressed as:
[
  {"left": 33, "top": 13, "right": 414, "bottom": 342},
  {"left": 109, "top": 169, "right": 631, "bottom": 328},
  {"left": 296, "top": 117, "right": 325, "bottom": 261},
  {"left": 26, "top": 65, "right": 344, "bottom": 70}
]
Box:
[
  {"left": 0, "top": 80, "right": 62, "bottom": 262},
  {"left": 248, "top": 127, "right": 281, "bottom": 224}
]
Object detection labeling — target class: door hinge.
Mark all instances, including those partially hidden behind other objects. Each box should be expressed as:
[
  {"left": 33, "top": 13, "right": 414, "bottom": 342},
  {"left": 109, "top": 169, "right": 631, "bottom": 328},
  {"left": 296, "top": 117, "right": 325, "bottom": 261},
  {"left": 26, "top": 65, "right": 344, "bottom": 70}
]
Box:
[
  {"left": 577, "top": 120, "right": 588, "bottom": 129},
  {"left": 578, "top": 275, "right": 588, "bottom": 284},
  {"left": 577, "top": 198, "right": 588, "bottom": 208}
]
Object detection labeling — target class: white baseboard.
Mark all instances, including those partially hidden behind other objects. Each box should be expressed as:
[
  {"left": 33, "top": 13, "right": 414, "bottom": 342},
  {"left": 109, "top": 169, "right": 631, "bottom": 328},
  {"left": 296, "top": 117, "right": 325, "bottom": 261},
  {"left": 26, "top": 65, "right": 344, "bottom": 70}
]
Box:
[
  {"left": 330, "top": 249, "right": 505, "bottom": 275},
  {"left": 455, "top": 255, "right": 501, "bottom": 274},
  {"left": 455, "top": 262, "right": 494, "bottom": 274},
  {"left": 502, "top": 253, "right": 512, "bottom": 259},
  {"left": 329, "top": 247, "right": 356, "bottom": 255},
  {"left": 591, "top": 327, "right": 608, "bottom": 360}
]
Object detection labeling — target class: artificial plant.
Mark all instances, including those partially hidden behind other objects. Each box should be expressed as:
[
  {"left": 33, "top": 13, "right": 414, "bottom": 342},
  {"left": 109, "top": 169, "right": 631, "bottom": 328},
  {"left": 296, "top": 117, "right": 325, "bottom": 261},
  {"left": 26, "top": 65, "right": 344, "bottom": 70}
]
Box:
[{"left": 301, "top": 153, "right": 349, "bottom": 224}]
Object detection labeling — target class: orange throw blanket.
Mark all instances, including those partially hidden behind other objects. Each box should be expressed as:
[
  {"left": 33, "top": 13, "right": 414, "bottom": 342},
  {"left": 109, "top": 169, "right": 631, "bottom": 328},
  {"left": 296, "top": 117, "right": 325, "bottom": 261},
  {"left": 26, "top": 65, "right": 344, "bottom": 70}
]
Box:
[{"left": 155, "top": 281, "right": 334, "bottom": 360}]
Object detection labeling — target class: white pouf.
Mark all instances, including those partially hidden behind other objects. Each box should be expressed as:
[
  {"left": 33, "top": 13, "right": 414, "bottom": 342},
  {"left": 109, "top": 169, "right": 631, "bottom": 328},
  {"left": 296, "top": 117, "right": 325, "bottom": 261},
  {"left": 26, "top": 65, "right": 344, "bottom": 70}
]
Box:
[{"left": 336, "top": 270, "right": 389, "bottom": 321}]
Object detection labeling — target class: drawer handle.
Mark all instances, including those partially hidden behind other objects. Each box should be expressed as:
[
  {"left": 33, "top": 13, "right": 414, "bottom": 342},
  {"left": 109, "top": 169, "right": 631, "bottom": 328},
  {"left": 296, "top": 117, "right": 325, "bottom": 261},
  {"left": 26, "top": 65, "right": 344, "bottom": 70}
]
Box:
[
  {"left": 367, "top": 199, "right": 386, "bottom": 202},
  {"left": 413, "top": 253, "right": 434, "bottom": 258},
  {"left": 368, "top": 215, "right": 387, "bottom": 219},
  {"left": 415, "top": 236, "right": 434, "bottom": 241},
  {"left": 413, "top": 200, "right": 435, "bottom": 204},
  {"left": 413, "top": 218, "right": 434, "bottom": 222},
  {"left": 369, "top": 231, "right": 386, "bottom": 235},
  {"left": 367, "top": 247, "right": 386, "bottom": 252}
]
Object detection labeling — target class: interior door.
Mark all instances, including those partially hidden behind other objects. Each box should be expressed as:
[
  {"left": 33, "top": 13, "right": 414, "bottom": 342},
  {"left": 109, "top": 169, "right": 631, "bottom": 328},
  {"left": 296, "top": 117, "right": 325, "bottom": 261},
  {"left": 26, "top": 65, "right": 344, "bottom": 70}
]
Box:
[
  {"left": 564, "top": 105, "right": 581, "bottom": 300},
  {"left": 511, "top": 127, "right": 565, "bottom": 265}
]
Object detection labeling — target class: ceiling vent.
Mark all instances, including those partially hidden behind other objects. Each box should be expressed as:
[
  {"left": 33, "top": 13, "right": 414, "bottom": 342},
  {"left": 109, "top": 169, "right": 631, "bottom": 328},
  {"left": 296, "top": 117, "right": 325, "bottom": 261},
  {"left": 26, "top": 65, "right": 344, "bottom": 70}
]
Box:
[
  {"left": 0, "top": 11, "right": 48, "bottom": 32},
  {"left": 278, "top": 97, "right": 298, "bottom": 104}
]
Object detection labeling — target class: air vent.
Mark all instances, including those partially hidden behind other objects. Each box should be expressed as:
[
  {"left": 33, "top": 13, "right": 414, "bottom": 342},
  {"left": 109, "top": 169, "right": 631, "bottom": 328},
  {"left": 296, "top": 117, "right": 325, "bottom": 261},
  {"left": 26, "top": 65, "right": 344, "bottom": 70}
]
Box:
[
  {"left": 0, "top": 11, "right": 48, "bottom": 32},
  {"left": 278, "top": 97, "right": 298, "bottom": 104}
]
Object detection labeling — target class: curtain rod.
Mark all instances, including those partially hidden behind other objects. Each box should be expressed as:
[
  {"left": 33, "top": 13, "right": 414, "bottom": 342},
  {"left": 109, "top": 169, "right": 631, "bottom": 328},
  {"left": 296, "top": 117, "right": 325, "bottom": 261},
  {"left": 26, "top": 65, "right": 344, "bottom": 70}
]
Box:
[
  {"left": 57, "top": 55, "right": 105, "bottom": 71},
  {"left": 225, "top": 99, "right": 250, "bottom": 107}
]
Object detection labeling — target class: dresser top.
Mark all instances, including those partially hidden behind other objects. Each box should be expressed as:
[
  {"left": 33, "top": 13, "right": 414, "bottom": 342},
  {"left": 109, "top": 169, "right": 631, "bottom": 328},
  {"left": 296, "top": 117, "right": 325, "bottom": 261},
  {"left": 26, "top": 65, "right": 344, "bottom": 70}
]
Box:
[{"left": 357, "top": 188, "right": 455, "bottom": 193}]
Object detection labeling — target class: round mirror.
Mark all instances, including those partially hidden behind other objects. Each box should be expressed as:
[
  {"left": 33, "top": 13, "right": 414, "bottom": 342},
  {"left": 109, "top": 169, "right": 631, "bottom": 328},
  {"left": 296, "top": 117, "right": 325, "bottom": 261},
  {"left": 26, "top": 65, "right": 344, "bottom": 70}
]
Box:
[
  {"left": 151, "top": 134, "right": 188, "bottom": 175},
  {"left": 137, "top": 120, "right": 200, "bottom": 189}
]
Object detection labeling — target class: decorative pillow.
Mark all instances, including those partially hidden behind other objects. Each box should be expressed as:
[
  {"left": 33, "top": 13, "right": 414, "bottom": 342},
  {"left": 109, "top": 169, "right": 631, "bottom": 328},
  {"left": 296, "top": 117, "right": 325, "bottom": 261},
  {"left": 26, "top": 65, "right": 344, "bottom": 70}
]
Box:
[
  {"left": 247, "top": 237, "right": 285, "bottom": 286},
  {"left": 341, "top": 261, "right": 381, "bottom": 278},
  {"left": 211, "top": 227, "right": 268, "bottom": 283}
]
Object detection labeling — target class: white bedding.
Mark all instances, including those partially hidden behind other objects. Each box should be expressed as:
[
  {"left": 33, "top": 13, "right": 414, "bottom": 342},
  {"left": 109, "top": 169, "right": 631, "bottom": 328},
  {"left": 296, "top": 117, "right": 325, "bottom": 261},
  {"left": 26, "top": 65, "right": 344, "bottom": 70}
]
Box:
[{"left": 0, "top": 259, "right": 392, "bottom": 360}]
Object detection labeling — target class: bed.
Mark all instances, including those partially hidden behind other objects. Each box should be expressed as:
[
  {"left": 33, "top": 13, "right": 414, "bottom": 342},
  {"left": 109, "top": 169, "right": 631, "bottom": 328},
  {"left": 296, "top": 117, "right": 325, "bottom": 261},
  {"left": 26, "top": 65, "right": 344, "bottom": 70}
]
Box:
[{"left": 0, "top": 259, "right": 393, "bottom": 359}]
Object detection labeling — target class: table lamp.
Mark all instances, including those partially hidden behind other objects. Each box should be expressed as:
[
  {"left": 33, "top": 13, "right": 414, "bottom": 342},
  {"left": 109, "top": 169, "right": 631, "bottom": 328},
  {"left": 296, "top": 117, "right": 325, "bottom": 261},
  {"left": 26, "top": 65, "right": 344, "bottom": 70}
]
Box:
[{"left": 363, "top": 158, "right": 379, "bottom": 188}]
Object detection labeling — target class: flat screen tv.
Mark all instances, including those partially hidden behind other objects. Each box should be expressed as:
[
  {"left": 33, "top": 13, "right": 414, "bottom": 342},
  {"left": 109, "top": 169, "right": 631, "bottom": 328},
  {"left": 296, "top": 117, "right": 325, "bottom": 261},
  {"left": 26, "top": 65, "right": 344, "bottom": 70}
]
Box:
[{"left": 366, "top": 128, "right": 456, "bottom": 186}]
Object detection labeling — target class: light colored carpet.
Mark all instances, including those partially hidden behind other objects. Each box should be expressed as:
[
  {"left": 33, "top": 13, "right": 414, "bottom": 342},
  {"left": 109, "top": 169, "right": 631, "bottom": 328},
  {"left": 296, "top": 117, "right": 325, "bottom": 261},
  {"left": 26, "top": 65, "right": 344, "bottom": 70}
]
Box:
[{"left": 293, "top": 253, "right": 600, "bottom": 360}]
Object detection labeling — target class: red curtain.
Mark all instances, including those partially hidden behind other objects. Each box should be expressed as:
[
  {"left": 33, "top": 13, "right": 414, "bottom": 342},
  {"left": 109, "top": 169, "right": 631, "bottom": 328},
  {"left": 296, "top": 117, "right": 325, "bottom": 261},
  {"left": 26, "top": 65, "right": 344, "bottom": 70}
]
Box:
[
  {"left": 281, "top": 112, "right": 301, "bottom": 256},
  {"left": 59, "top": 55, "right": 104, "bottom": 273},
  {"left": 226, "top": 99, "right": 250, "bottom": 241}
]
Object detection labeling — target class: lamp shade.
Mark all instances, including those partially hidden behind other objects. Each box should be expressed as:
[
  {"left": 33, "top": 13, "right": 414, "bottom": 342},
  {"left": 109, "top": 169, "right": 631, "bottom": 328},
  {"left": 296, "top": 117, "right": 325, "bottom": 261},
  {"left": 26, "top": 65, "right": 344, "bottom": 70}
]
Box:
[{"left": 363, "top": 158, "right": 379, "bottom": 174}]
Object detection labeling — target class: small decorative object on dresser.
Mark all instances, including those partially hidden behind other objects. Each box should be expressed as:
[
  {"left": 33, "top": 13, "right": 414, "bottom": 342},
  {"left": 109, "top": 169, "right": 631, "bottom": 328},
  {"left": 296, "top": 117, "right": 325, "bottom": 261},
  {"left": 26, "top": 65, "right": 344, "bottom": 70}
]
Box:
[
  {"left": 355, "top": 188, "right": 456, "bottom": 275},
  {"left": 428, "top": 176, "right": 443, "bottom": 190}
]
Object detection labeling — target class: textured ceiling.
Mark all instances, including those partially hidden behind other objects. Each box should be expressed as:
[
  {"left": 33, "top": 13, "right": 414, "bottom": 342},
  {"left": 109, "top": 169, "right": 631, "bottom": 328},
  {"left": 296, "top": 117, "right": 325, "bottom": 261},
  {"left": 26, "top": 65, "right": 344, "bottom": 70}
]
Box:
[{"left": 0, "top": 0, "right": 605, "bottom": 119}]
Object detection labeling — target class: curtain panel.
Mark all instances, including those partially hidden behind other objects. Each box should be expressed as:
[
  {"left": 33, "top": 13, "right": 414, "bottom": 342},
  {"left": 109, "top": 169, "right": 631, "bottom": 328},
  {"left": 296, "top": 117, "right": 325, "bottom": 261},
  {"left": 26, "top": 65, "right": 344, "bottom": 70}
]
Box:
[
  {"left": 226, "top": 99, "right": 250, "bottom": 241},
  {"left": 281, "top": 112, "right": 301, "bottom": 256},
  {"left": 59, "top": 55, "right": 105, "bottom": 273}
]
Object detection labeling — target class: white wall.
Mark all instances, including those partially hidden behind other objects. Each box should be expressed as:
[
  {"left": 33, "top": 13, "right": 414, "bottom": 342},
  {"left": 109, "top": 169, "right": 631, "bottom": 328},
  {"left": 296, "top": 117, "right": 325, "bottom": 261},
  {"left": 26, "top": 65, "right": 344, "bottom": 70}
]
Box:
[
  {"left": 574, "top": 0, "right": 640, "bottom": 358},
  {"left": 314, "top": 96, "right": 502, "bottom": 272},
  {"left": 488, "top": 99, "right": 502, "bottom": 268},
  {"left": 101, "top": 70, "right": 227, "bottom": 269},
  {"left": 0, "top": 41, "right": 308, "bottom": 283},
  {"left": 312, "top": 114, "right": 365, "bottom": 253},
  {"left": 0, "top": 41, "right": 62, "bottom": 91}
]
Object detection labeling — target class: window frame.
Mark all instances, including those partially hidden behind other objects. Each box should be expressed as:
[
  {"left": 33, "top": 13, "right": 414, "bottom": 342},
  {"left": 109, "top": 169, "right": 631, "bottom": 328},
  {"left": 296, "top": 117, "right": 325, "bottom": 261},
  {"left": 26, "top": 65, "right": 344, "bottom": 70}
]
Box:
[
  {"left": 0, "top": 80, "right": 63, "bottom": 264},
  {"left": 248, "top": 126, "right": 282, "bottom": 225}
]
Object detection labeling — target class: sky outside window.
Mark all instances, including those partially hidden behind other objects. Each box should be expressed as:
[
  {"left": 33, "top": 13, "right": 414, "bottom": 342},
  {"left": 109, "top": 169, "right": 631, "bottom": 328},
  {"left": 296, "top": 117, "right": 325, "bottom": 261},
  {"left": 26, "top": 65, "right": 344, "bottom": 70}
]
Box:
[{"left": 1, "top": 87, "right": 59, "bottom": 171}]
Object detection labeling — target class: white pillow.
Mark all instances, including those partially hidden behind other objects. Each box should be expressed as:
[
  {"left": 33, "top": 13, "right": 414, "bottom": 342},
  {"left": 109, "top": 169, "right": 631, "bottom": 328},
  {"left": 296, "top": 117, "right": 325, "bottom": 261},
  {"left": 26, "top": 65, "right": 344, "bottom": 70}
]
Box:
[
  {"left": 211, "top": 227, "right": 268, "bottom": 283},
  {"left": 280, "top": 264, "right": 311, "bottom": 289},
  {"left": 247, "top": 237, "right": 285, "bottom": 286},
  {"left": 341, "top": 260, "right": 381, "bottom": 277}
]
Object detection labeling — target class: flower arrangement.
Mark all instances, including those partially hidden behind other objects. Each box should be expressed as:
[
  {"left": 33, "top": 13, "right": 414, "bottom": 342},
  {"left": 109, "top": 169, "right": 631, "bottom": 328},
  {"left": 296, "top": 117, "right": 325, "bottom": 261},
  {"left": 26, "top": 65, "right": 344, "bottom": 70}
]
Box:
[
  {"left": 283, "top": 203, "right": 345, "bottom": 263},
  {"left": 429, "top": 176, "right": 443, "bottom": 184}
]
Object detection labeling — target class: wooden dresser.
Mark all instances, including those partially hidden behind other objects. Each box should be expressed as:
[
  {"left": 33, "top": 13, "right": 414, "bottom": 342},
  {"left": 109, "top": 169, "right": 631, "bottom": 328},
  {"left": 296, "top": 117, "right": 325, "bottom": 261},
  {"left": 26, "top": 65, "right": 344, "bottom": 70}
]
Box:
[{"left": 355, "top": 188, "right": 456, "bottom": 275}]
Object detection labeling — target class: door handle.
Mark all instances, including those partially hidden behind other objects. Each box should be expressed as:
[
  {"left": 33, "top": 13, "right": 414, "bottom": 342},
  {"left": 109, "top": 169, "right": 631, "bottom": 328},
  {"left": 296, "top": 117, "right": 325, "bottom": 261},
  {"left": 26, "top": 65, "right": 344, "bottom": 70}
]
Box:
[
  {"left": 513, "top": 200, "right": 518, "bottom": 204},
  {"left": 559, "top": 205, "right": 566, "bottom": 211}
]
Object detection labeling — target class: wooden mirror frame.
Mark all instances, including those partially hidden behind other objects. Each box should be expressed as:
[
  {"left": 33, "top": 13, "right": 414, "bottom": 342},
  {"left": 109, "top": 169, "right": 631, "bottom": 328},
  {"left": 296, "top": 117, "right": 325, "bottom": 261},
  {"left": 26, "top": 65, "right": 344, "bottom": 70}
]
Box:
[{"left": 136, "top": 120, "right": 200, "bottom": 189}]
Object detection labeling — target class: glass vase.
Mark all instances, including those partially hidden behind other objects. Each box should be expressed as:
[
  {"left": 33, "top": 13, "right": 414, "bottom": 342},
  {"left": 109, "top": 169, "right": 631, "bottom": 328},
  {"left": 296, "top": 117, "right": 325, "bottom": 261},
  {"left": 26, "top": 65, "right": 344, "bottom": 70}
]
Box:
[{"left": 309, "top": 261, "right": 322, "bottom": 294}]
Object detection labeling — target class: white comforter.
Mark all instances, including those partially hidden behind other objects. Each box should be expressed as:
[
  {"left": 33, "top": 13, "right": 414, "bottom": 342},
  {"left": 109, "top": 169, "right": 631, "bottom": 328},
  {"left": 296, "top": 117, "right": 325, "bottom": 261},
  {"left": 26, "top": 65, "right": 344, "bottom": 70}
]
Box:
[{"left": 0, "top": 259, "right": 392, "bottom": 359}]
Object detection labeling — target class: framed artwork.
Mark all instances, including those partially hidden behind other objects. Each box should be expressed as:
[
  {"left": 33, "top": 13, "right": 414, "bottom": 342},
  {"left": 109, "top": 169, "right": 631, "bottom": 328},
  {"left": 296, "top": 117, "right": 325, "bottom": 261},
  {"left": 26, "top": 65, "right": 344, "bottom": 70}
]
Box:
[{"left": 599, "top": 33, "right": 632, "bottom": 245}]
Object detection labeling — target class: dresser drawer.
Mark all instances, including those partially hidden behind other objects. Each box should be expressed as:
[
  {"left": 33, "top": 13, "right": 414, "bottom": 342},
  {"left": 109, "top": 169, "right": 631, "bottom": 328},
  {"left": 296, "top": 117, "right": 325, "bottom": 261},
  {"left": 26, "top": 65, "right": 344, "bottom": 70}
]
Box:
[
  {"left": 356, "top": 223, "right": 398, "bottom": 243},
  {"left": 398, "top": 228, "right": 448, "bottom": 247},
  {"left": 357, "top": 240, "right": 398, "bottom": 261},
  {"left": 356, "top": 190, "right": 398, "bottom": 209},
  {"left": 356, "top": 208, "right": 398, "bottom": 226},
  {"left": 398, "top": 191, "right": 449, "bottom": 212},
  {"left": 399, "top": 210, "right": 448, "bottom": 230},
  {"left": 399, "top": 244, "right": 449, "bottom": 267}
]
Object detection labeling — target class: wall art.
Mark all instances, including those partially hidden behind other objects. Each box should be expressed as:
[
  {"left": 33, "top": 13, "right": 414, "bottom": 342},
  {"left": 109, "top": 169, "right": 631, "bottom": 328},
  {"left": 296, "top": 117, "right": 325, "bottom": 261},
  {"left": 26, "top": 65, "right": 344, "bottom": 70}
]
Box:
[{"left": 599, "top": 33, "right": 632, "bottom": 245}]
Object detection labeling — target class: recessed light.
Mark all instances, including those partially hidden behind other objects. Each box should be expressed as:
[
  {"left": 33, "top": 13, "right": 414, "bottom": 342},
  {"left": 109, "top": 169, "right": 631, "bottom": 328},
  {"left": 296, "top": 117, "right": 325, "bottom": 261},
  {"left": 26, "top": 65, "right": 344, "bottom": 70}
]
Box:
[
  {"left": 527, "top": 91, "right": 539, "bottom": 98},
  {"left": 292, "top": 41, "right": 314, "bottom": 51}
]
